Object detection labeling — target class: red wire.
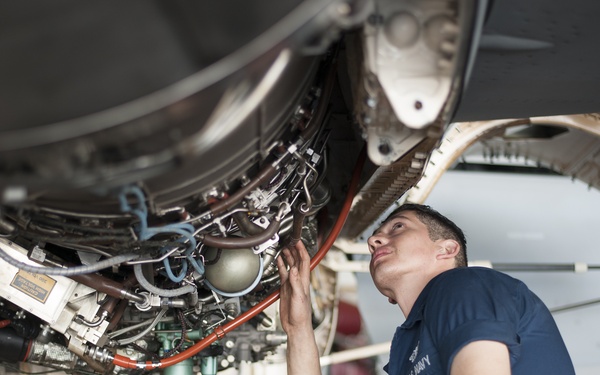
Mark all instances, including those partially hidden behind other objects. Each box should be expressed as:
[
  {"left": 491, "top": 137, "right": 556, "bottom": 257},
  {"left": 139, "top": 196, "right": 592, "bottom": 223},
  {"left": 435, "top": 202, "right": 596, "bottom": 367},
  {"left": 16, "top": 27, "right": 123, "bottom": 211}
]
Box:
[
  {"left": 0, "top": 320, "right": 10, "bottom": 329},
  {"left": 113, "top": 147, "right": 366, "bottom": 369}
]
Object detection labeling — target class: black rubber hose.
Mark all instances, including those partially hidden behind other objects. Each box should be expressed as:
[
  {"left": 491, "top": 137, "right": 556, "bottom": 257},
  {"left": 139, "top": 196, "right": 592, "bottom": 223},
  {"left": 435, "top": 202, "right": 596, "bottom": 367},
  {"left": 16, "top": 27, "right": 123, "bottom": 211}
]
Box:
[
  {"left": 232, "top": 212, "right": 264, "bottom": 236},
  {"left": 68, "top": 273, "right": 144, "bottom": 304},
  {"left": 0, "top": 328, "right": 30, "bottom": 362},
  {"left": 289, "top": 207, "right": 308, "bottom": 246},
  {"left": 202, "top": 217, "right": 280, "bottom": 249}
]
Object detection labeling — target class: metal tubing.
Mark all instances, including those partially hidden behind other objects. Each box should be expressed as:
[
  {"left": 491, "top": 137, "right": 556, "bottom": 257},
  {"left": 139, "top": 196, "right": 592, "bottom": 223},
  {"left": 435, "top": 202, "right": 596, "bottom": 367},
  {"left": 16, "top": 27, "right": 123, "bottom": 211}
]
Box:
[
  {"left": 289, "top": 208, "right": 307, "bottom": 246},
  {"left": 233, "top": 212, "right": 264, "bottom": 235},
  {"left": 112, "top": 147, "right": 366, "bottom": 370},
  {"left": 207, "top": 47, "right": 337, "bottom": 219},
  {"left": 298, "top": 47, "right": 337, "bottom": 144},
  {"left": 202, "top": 218, "right": 280, "bottom": 249},
  {"left": 209, "top": 164, "right": 278, "bottom": 217},
  {"left": 68, "top": 273, "right": 145, "bottom": 304}
]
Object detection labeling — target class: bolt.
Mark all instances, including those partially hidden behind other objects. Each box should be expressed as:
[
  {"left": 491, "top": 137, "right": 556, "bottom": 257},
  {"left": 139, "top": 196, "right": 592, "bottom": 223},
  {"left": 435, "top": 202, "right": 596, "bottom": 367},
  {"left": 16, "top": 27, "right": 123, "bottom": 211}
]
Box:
[
  {"left": 365, "top": 97, "right": 377, "bottom": 108},
  {"left": 378, "top": 142, "right": 391, "bottom": 155},
  {"left": 225, "top": 303, "right": 238, "bottom": 316}
]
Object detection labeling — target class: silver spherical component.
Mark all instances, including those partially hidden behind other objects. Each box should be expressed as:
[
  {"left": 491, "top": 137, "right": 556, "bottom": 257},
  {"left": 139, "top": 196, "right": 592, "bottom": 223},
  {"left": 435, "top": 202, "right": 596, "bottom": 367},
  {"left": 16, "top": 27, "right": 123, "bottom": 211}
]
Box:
[{"left": 204, "top": 246, "right": 261, "bottom": 294}]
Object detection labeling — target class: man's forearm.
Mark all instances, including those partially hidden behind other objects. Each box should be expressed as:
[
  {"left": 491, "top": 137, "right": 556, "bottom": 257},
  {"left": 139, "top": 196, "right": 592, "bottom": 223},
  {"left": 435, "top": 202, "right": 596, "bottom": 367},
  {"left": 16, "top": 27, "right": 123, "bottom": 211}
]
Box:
[{"left": 286, "top": 326, "right": 322, "bottom": 375}]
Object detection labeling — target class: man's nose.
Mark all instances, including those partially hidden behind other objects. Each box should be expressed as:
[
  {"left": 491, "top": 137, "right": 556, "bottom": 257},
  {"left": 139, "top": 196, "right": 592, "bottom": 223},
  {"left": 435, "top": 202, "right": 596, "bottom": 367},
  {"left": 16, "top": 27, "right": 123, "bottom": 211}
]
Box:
[{"left": 367, "top": 234, "right": 386, "bottom": 253}]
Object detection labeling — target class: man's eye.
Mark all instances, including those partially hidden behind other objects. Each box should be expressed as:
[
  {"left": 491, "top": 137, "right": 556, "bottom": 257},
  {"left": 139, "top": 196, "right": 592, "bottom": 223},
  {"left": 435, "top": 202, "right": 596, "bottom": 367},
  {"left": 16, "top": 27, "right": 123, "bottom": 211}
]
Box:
[{"left": 392, "top": 223, "right": 403, "bottom": 230}]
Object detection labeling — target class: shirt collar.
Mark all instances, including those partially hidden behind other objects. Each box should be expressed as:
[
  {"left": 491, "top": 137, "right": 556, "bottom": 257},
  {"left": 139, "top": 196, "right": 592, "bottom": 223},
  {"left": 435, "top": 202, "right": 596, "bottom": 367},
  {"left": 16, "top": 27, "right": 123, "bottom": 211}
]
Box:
[{"left": 400, "top": 271, "right": 450, "bottom": 329}]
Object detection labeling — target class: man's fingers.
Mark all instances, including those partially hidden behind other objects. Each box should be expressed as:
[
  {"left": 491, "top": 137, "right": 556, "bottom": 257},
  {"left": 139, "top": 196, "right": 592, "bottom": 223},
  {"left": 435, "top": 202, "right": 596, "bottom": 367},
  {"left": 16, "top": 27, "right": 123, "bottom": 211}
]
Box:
[
  {"left": 284, "top": 245, "right": 307, "bottom": 269},
  {"left": 293, "top": 241, "right": 311, "bottom": 263},
  {"left": 282, "top": 247, "right": 296, "bottom": 268},
  {"left": 277, "top": 255, "right": 288, "bottom": 283},
  {"left": 290, "top": 242, "right": 311, "bottom": 276},
  {"left": 278, "top": 242, "right": 313, "bottom": 290}
]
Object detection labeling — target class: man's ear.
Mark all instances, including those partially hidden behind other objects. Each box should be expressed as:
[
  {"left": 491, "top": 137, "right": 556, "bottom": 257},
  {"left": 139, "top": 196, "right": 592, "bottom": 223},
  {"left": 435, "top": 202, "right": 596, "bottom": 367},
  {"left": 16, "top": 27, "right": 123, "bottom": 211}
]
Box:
[{"left": 436, "top": 239, "right": 460, "bottom": 260}]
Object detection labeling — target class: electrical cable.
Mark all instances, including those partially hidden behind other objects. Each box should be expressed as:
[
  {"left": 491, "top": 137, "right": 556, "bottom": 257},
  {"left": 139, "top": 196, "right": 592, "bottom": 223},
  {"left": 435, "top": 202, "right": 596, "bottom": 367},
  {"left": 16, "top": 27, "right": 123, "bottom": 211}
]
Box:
[
  {"left": 163, "top": 256, "right": 188, "bottom": 283},
  {"left": 119, "top": 186, "right": 202, "bottom": 283},
  {"left": 0, "top": 246, "right": 138, "bottom": 276},
  {"left": 162, "top": 310, "right": 187, "bottom": 358},
  {"left": 133, "top": 264, "right": 196, "bottom": 297},
  {"left": 187, "top": 253, "right": 205, "bottom": 275},
  {"left": 108, "top": 315, "right": 174, "bottom": 339},
  {"left": 112, "top": 146, "right": 366, "bottom": 370},
  {"left": 117, "top": 308, "right": 169, "bottom": 346}
]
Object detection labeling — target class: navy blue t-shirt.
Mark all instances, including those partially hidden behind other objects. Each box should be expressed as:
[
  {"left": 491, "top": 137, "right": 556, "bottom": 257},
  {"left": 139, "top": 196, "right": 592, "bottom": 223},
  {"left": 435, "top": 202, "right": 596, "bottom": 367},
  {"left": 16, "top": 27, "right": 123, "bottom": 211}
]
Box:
[{"left": 384, "top": 267, "right": 575, "bottom": 375}]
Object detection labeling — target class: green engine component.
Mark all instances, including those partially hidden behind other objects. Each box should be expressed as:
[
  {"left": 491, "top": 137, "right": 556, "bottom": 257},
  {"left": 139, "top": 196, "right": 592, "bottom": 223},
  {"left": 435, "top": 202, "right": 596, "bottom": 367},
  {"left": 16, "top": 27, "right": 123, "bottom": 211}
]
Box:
[
  {"left": 164, "top": 359, "right": 194, "bottom": 375},
  {"left": 201, "top": 356, "right": 218, "bottom": 375},
  {"left": 155, "top": 323, "right": 221, "bottom": 375}
]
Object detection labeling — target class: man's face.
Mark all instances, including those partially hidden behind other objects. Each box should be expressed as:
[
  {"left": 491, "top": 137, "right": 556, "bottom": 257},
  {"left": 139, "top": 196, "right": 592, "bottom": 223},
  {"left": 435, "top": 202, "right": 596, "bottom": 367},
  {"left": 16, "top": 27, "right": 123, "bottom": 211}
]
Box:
[{"left": 367, "top": 210, "right": 439, "bottom": 288}]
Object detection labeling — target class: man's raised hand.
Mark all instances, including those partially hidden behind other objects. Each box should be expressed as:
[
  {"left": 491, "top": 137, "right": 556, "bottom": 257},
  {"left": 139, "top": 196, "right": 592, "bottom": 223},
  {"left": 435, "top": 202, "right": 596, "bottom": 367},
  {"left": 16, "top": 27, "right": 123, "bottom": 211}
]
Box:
[
  {"left": 277, "top": 240, "right": 322, "bottom": 375},
  {"left": 277, "top": 240, "right": 312, "bottom": 334}
]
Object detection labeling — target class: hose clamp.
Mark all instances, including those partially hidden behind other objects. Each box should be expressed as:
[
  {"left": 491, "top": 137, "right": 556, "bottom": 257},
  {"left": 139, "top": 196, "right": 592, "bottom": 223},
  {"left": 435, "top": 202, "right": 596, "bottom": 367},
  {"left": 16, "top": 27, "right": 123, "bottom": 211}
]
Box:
[{"left": 276, "top": 202, "right": 290, "bottom": 221}]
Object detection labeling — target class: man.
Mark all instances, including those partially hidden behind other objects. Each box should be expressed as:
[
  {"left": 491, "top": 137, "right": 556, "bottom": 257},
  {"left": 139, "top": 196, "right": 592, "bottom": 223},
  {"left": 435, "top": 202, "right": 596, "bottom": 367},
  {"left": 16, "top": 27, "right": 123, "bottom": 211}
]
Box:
[{"left": 277, "top": 203, "right": 575, "bottom": 374}]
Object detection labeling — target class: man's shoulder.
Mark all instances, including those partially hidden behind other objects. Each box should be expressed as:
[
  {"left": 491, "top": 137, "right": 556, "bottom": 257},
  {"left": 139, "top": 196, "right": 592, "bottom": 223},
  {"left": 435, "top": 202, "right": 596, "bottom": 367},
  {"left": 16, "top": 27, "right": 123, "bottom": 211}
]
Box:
[
  {"left": 425, "top": 266, "right": 524, "bottom": 302},
  {"left": 435, "top": 266, "right": 519, "bottom": 284},
  {"left": 420, "top": 267, "right": 525, "bottom": 326}
]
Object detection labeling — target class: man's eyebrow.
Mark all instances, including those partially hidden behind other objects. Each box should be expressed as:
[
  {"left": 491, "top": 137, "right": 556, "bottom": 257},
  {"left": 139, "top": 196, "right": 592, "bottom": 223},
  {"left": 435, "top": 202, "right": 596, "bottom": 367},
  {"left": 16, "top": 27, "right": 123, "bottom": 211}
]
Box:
[{"left": 372, "top": 214, "right": 411, "bottom": 235}]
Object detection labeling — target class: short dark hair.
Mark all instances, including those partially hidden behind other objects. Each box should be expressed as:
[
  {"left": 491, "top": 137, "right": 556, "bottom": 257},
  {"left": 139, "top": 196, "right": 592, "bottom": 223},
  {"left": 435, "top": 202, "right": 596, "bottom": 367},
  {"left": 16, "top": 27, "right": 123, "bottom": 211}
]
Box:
[{"left": 380, "top": 203, "right": 468, "bottom": 267}]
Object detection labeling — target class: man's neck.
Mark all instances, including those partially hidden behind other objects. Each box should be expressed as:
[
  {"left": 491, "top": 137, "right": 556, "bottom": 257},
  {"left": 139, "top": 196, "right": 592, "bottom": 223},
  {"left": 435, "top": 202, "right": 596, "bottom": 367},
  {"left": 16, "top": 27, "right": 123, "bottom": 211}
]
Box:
[
  {"left": 393, "top": 268, "right": 452, "bottom": 317},
  {"left": 394, "top": 275, "right": 432, "bottom": 317}
]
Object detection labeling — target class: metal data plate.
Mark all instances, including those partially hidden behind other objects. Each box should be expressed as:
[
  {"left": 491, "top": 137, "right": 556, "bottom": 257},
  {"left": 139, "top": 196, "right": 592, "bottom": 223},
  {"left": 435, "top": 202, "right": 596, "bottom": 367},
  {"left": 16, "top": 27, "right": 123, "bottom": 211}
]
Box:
[{"left": 0, "top": 238, "right": 77, "bottom": 326}]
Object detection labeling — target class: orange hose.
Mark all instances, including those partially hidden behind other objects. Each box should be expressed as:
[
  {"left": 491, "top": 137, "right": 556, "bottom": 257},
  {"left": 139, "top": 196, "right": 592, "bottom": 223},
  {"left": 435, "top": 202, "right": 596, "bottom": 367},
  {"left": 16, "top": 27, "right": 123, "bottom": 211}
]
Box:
[{"left": 113, "top": 147, "right": 366, "bottom": 370}]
